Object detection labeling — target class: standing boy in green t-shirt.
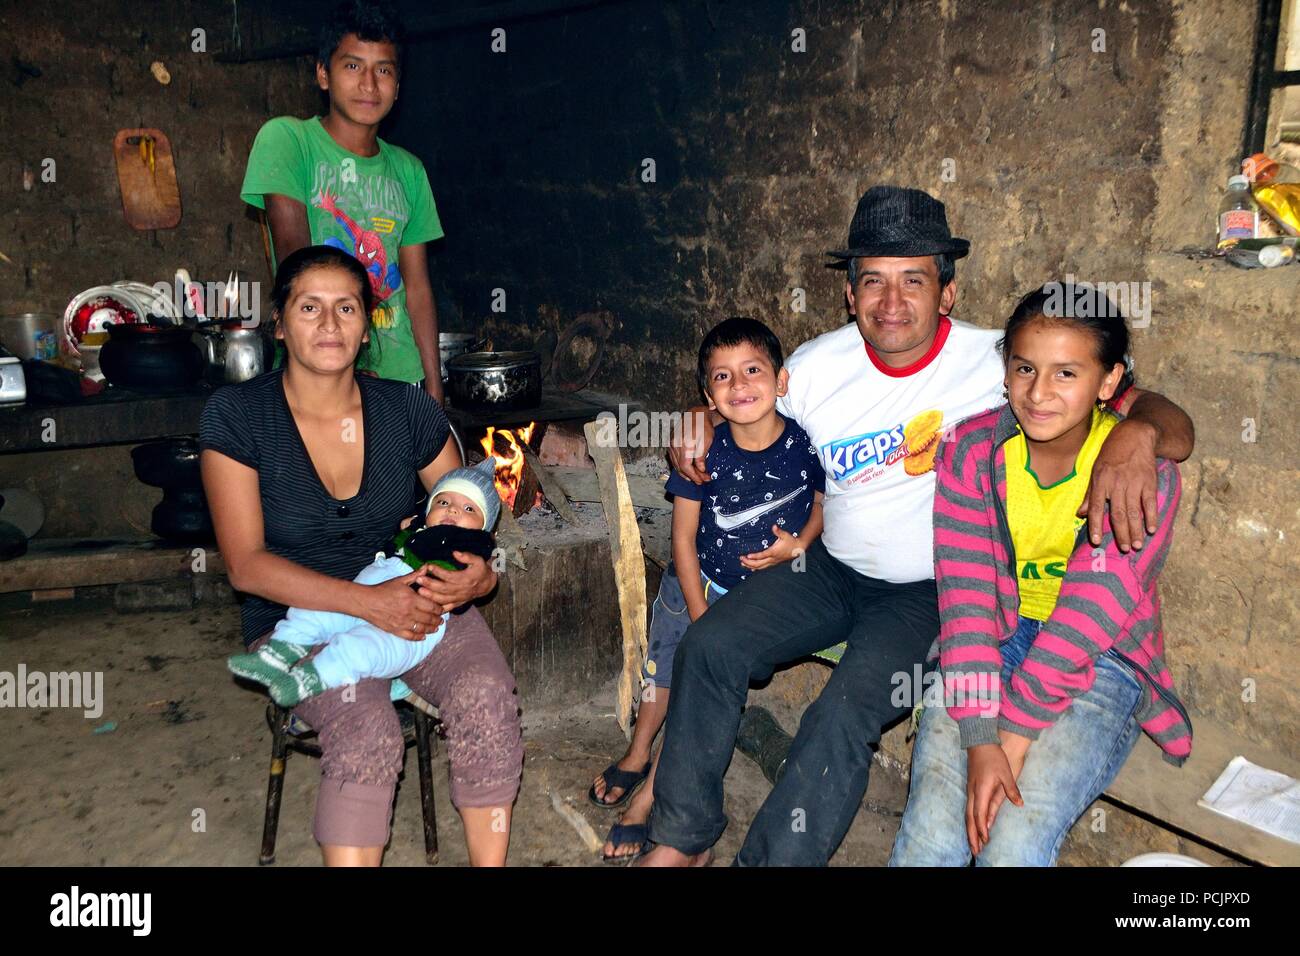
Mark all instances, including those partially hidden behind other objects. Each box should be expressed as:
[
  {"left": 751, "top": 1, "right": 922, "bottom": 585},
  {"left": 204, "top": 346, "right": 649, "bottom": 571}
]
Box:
[{"left": 241, "top": 1, "right": 447, "bottom": 399}]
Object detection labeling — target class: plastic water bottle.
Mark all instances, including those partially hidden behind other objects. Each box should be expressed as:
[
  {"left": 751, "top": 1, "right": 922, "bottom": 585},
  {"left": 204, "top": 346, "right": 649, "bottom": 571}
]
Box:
[{"left": 1216, "top": 175, "right": 1259, "bottom": 252}]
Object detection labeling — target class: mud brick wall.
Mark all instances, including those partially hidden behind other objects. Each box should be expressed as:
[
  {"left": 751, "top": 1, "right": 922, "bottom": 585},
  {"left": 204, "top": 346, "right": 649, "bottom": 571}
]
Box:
[
  {"left": 0, "top": 0, "right": 319, "bottom": 314},
  {"left": 397, "top": 0, "right": 1183, "bottom": 391}
]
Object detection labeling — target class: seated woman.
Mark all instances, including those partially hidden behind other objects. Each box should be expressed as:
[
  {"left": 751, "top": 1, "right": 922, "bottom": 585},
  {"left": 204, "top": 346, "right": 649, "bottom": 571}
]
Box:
[
  {"left": 199, "top": 245, "right": 523, "bottom": 866},
  {"left": 889, "top": 284, "right": 1193, "bottom": 867}
]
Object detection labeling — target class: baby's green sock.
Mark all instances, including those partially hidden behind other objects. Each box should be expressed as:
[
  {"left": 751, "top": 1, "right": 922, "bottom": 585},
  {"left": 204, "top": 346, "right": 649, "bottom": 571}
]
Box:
[
  {"left": 258, "top": 638, "right": 310, "bottom": 671},
  {"left": 268, "top": 662, "right": 327, "bottom": 708}
]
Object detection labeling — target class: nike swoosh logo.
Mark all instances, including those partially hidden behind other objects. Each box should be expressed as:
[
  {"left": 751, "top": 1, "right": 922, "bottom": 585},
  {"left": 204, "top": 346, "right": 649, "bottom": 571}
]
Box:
[{"left": 711, "top": 485, "right": 807, "bottom": 531}]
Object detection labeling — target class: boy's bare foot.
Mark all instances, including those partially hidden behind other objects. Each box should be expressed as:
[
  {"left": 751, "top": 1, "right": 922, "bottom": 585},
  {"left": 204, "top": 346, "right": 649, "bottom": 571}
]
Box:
[
  {"left": 591, "top": 751, "right": 650, "bottom": 806},
  {"left": 632, "top": 844, "right": 713, "bottom": 867}
]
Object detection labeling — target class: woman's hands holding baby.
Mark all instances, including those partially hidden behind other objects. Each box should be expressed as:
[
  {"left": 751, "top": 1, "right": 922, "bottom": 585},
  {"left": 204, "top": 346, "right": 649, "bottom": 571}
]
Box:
[
  {"left": 359, "top": 555, "right": 498, "bottom": 638},
  {"left": 416, "top": 552, "right": 498, "bottom": 614},
  {"left": 359, "top": 569, "right": 446, "bottom": 640}
]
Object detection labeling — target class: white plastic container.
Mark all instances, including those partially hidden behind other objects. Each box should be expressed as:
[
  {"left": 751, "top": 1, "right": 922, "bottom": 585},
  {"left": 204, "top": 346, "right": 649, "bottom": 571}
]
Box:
[{"left": 1120, "top": 852, "right": 1211, "bottom": 867}]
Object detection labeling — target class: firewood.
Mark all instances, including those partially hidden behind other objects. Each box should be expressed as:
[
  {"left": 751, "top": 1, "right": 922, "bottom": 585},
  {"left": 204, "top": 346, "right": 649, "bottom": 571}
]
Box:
[
  {"left": 583, "top": 421, "right": 648, "bottom": 740},
  {"left": 512, "top": 451, "right": 542, "bottom": 518},
  {"left": 520, "top": 443, "right": 578, "bottom": 523}
]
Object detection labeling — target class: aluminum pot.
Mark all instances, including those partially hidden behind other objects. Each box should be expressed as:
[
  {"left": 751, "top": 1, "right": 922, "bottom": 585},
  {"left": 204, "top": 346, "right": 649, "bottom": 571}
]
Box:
[
  {"left": 0, "top": 313, "right": 60, "bottom": 361},
  {"left": 438, "top": 333, "right": 487, "bottom": 381},
  {"left": 445, "top": 350, "right": 542, "bottom": 411}
]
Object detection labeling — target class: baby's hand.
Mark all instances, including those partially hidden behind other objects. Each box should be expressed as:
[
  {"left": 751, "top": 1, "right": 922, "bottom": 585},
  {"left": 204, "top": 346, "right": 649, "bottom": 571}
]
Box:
[
  {"left": 738, "top": 525, "right": 804, "bottom": 571},
  {"left": 399, "top": 515, "right": 416, "bottom": 530}
]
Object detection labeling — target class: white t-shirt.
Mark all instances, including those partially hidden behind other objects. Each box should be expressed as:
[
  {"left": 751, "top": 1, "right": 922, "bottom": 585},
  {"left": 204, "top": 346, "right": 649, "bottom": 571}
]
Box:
[{"left": 777, "top": 316, "right": 1004, "bottom": 583}]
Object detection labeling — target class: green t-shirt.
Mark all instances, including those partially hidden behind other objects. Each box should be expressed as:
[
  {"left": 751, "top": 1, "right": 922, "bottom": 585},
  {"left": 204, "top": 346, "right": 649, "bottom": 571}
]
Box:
[{"left": 240, "top": 116, "right": 444, "bottom": 383}]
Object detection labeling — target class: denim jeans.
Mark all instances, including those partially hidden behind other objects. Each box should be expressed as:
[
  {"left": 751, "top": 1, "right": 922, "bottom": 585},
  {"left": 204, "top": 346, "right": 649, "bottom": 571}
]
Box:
[
  {"left": 888, "top": 617, "right": 1143, "bottom": 866},
  {"left": 646, "top": 538, "right": 939, "bottom": 865},
  {"left": 642, "top": 562, "right": 728, "bottom": 692}
]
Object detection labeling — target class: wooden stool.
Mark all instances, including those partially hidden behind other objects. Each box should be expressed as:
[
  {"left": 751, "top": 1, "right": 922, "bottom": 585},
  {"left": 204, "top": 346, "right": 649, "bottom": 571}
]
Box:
[{"left": 260, "top": 698, "right": 442, "bottom": 865}]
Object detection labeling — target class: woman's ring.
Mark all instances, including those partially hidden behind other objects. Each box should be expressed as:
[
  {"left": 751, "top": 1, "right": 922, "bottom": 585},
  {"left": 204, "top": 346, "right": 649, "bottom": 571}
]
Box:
[{"left": 411, "top": 623, "right": 419, "bottom": 632}]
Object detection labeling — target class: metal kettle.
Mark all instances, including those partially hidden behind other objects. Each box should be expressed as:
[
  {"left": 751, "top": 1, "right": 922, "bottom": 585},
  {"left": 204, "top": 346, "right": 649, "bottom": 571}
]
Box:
[{"left": 201, "top": 324, "right": 268, "bottom": 384}]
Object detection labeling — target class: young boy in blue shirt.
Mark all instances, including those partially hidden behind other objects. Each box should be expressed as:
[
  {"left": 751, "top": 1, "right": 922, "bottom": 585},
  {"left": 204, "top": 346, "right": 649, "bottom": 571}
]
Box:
[{"left": 588, "top": 317, "right": 825, "bottom": 860}]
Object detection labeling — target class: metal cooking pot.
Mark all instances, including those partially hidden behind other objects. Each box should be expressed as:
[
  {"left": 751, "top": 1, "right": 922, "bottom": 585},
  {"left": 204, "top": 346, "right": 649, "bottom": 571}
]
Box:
[
  {"left": 445, "top": 350, "right": 542, "bottom": 412},
  {"left": 438, "top": 333, "right": 488, "bottom": 381}
]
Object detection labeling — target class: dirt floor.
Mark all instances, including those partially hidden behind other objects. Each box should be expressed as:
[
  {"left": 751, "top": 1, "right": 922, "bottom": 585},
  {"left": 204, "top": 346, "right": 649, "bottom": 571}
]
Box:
[{"left": 0, "top": 596, "right": 907, "bottom": 866}]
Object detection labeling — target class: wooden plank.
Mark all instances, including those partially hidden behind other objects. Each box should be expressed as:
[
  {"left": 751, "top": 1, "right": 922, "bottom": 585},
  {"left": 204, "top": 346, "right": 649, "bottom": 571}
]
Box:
[
  {"left": 548, "top": 466, "right": 671, "bottom": 511},
  {"left": 583, "top": 421, "right": 648, "bottom": 740},
  {"left": 520, "top": 444, "right": 577, "bottom": 524},
  {"left": 0, "top": 537, "right": 222, "bottom": 594},
  {"left": 1103, "top": 709, "right": 1300, "bottom": 866}
]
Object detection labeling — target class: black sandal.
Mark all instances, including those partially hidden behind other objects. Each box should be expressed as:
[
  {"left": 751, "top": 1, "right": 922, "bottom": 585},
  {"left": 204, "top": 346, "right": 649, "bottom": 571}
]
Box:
[
  {"left": 587, "top": 761, "right": 651, "bottom": 810},
  {"left": 602, "top": 822, "right": 649, "bottom": 863}
]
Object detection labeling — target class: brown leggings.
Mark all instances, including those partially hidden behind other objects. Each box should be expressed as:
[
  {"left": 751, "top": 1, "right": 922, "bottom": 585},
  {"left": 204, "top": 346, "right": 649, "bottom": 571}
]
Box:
[{"left": 264, "top": 605, "right": 523, "bottom": 848}]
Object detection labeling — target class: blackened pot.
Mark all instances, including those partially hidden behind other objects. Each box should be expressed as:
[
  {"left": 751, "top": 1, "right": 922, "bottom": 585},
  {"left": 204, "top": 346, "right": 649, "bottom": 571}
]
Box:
[
  {"left": 445, "top": 350, "right": 542, "bottom": 412},
  {"left": 152, "top": 488, "right": 214, "bottom": 545},
  {"left": 132, "top": 438, "right": 202, "bottom": 490},
  {"left": 100, "top": 323, "right": 204, "bottom": 391}
]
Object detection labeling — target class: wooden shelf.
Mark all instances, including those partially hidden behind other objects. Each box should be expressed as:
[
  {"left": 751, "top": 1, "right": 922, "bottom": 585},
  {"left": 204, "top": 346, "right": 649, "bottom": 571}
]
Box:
[
  {"left": 0, "top": 384, "right": 211, "bottom": 454},
  {"left": 0, "top": 537, "right": 222, "bottom": 594}
]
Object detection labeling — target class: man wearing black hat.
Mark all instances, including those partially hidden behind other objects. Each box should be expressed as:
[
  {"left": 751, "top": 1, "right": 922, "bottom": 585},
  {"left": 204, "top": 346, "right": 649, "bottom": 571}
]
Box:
[{"left": 638, "top": 186, "right": 1194, "bottom": 866}]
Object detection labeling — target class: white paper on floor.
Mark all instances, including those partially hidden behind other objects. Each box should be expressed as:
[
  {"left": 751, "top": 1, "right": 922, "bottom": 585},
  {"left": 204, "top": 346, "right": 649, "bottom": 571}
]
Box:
[{"left": 1198, "top": 756, "right": 1300, "bottom": 845}]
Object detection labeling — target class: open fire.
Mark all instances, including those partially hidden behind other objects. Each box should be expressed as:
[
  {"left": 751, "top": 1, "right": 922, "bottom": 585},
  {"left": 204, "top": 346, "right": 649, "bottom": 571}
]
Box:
[{"left": 480, "top": 422, "right": 537, "bottom": 511}]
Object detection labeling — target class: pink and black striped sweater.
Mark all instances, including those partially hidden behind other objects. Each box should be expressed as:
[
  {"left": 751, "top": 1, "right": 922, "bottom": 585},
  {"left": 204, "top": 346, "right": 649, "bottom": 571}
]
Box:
[{"left": 933, "top": 404, "right": 1192, "bottom": 766}]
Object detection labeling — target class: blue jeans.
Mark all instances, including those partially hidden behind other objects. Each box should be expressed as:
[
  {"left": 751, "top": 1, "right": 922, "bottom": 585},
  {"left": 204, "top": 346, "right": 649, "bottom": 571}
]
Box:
[
  {"left": 888, "top": 617, "right": 1143, "bottom": 866},
  {"left": 642, "top": 563, "right": 728, "bottom": 692},
  {"left": 647, "top": 538, "right": 939, "bottom": 865}
]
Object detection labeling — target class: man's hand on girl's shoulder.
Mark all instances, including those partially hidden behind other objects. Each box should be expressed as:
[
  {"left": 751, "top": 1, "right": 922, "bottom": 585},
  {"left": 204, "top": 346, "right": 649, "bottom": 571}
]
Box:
[{"left": 1079, "top": 418, "right": 1160, "bottom": 553}]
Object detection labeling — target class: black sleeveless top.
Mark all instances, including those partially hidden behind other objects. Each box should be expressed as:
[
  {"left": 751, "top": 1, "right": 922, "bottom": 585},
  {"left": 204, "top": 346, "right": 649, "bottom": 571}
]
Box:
[{"left": 198, "top": 369, "right": 450, "bottom": 646}]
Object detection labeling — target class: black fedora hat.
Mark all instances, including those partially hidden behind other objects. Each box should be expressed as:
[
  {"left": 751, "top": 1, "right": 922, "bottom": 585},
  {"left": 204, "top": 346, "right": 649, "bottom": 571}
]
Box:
[{"left": 828, "top": 186, "right": 970, "bottom": 265}]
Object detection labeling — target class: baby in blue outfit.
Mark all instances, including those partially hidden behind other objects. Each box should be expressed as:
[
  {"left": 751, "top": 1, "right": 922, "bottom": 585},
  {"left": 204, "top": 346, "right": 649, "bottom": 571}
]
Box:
[{"left": 227, "top": 458, "right": 500, "bottom": 707}]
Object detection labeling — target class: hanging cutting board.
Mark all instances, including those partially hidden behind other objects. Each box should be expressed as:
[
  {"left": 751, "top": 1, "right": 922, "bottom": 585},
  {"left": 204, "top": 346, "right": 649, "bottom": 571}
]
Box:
[{"left": 113, "top": 128, "right": 182, "bottom": 230}]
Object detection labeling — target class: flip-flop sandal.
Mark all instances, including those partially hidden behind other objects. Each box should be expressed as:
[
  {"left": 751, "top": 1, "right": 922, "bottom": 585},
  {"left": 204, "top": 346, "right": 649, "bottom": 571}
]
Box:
[
  {"left": 601, "top": 822, "right": 649, "bottom": 864},
  {"left": 630, "top": 839, "right": 714, "bottom": 867},
  {"left": 587, "top": 761, "right": 651, "bottom": 810}
]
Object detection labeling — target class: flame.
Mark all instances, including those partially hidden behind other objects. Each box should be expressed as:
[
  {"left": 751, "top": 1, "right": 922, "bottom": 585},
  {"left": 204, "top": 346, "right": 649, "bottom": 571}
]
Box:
[{"left": 480, "top": 422, "right": 536, "bottom": 510}]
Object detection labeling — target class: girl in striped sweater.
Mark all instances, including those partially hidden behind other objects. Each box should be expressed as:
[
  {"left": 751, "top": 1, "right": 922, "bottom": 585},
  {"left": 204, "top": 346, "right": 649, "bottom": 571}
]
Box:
[{"left": 889, "top": 284, "right": 1192, "bottom": 867}]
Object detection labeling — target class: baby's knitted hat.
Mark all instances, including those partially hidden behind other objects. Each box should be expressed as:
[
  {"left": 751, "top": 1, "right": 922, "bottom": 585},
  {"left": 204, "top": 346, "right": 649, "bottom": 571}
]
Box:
[{"left": 428, "top": 457, "right": 501, "bottom": 531}]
